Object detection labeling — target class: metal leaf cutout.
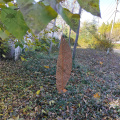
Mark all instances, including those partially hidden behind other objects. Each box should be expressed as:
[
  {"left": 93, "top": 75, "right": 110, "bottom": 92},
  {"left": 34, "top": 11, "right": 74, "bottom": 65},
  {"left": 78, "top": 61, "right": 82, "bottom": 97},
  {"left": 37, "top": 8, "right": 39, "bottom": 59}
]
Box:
[{"left": 56, "top": 36, "right": 72, "bottom": 93}]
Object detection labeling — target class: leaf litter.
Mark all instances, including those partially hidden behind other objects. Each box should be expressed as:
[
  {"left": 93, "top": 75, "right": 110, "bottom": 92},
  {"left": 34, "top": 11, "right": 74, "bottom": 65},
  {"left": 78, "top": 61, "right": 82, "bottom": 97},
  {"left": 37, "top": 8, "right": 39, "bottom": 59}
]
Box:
[{"left": 0, "top": 48, "right": 120, "bottom": 119}]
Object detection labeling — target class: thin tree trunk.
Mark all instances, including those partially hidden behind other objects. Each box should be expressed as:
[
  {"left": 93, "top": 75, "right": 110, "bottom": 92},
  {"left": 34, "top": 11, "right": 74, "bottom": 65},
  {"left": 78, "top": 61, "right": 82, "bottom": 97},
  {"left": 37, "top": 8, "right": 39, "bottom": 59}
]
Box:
[
  {"left": 68, "top": 0, "right": 76, "bottom": 47},
  {"left": 0, "top": 38, "right": 2, "bottom": 60},
  {"left": 72, "top": 7, "right": 82, "bottom": 61},
  {"left": 68, "top": 28, "right": 71, "bottom": 46},
  {"left": 49, "top": 18, "right": 57, "bottom": 55}
]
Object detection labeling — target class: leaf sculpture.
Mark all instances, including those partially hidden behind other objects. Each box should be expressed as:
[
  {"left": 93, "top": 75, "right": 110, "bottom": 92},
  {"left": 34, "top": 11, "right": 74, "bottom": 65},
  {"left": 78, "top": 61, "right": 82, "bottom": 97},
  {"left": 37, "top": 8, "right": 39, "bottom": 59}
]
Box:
[{"left": 56, "top": 36, "right": 72, "bottom": 93}]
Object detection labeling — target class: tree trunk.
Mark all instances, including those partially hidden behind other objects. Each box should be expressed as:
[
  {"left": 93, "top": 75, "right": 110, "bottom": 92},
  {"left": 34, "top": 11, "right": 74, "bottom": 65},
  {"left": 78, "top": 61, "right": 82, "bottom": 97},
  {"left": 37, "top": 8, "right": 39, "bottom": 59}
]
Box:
[
  {"left": 68, "top": 0, "right": 76, "bottom": 47},
  {"left": 49, "top": 18, "right": 57, "bottom": 55},
  {"left": 0, "top": 38, "right": 2, "bottom": 60},
  {"left": 68, "top": 27, "right": 71, "bottom": 47},
  {"left": 72, "top": 7, "right": 82, "bottom": 61}
]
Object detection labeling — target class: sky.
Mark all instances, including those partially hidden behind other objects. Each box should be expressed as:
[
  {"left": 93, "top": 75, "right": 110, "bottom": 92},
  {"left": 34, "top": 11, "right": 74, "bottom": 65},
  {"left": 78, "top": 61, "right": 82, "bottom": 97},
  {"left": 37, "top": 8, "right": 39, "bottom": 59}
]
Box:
[
  {"left": 81, "top": 0, "right": 120, "bottom": 26},
  {"left": 35, "top": 0, "right": 120, "bottom": 26}
]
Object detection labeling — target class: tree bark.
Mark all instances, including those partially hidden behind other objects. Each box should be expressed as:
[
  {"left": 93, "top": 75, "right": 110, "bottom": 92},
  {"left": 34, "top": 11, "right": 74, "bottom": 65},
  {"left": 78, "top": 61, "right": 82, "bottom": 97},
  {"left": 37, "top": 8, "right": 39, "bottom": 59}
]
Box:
[
  {"left": 72, "top": 7, "right": 82, "bottom": 61},
  {"left": 0, "top": 38, "right": 2, "bottom": 60},
  {"left": 68, "top": 27, "right": 71, "bottom": 47},
  {"left": 68, "top": 0, "right": 76, "bottom": 47}
]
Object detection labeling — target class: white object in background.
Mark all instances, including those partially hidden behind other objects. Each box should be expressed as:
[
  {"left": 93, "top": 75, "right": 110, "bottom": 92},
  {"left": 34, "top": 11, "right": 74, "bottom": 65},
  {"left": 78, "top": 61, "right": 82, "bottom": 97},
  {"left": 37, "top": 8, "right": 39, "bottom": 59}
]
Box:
[
  {"left": 107, "top": 48, "right": 110, "bottom": 55},
  {"left": 15, "top": 46, "right": 22, "bottom": 61}
]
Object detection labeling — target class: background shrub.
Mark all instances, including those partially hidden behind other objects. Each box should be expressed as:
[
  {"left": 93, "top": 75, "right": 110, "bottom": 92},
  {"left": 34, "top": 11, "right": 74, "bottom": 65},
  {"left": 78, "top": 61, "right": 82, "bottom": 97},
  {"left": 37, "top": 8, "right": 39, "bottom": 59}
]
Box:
[
  {"left": 0, "top": 38, "right": 10, "bottom": 59},
  {"left": 89, "top": 35, "right": 114, "bottom": 51}
]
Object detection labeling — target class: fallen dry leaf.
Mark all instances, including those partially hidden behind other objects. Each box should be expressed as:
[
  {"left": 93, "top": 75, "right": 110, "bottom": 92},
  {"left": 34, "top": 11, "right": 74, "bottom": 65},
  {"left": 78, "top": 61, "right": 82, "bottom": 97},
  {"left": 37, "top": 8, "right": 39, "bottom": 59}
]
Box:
[
  {"left": 109, "top": 99, "right": 120, "bottom": 108},
  {"left": 56, "top": 36, "right": 72, "bottom": 93},
  {"left": 93, "top": 92, "right": 100, "bottom": 99},
  {"left": 44, "top": 65, "right": 49, "bottom": 68}
]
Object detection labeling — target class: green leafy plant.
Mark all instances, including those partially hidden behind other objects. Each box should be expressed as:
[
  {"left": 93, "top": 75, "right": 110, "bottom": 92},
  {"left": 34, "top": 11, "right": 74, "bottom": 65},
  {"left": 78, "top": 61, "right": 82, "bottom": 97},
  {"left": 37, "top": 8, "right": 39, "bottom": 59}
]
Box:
[
  {"left": 89, "top": 35, "right": 114, "bottom": 51},
  {"left": 0, "top": 38, "right": 10, "bottom": 58},
  {"left": 21, "top": 51, "right": 57, "bottom": 76},
  {"left": 0, "top": 0, "right": 100, "bottom": 39},
  {"left": 98, "top": 21, "right": 120, "bottom": 42},
  {"left": 34, "top": 38, "right": 50, "bottom": 52},
  {"left": 76, "top": 21, "right": 113, "bottom": 50}
]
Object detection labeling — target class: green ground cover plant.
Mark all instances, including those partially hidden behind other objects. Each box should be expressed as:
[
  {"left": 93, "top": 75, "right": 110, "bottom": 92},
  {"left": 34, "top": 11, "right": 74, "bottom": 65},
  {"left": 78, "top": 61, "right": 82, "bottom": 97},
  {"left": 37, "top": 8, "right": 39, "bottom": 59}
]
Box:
[{"left": 0, "top": 49, "right": 120, "bottom": 120}]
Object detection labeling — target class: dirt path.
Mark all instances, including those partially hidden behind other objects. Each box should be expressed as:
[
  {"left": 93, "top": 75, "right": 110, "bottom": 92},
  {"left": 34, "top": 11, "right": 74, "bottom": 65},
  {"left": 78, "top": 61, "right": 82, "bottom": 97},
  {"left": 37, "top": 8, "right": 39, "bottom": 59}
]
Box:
[{"left": 113, "top": 49, "right": 120, "bottom": 54}]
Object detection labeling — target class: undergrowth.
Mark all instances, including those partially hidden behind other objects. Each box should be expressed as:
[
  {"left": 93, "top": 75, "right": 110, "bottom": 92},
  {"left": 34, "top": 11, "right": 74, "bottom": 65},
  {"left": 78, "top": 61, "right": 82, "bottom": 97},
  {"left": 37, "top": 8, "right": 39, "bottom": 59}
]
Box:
[{"left": 0, "top": 50, "right": 120, "bottom": 120}]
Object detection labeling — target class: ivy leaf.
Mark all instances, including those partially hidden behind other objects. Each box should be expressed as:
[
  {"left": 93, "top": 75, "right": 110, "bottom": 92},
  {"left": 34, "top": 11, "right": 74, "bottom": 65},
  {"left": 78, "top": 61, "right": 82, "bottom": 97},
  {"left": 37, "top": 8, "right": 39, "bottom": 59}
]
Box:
[
  {"left": 16, "top": 0, "right": 58, "bottom": 34},
  {"left": 0, "top": 8, "right": 29, "bottom": 39},
  {"left": 77, "top": 0, "right": 101, "bottom": 17}
]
